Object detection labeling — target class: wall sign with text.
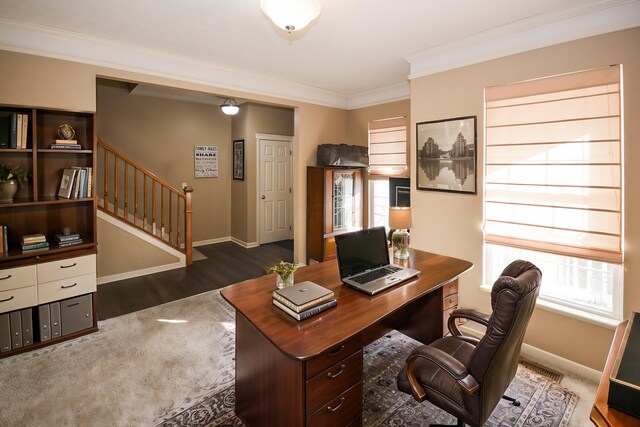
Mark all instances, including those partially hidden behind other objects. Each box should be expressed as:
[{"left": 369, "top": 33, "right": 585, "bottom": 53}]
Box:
[{"left": 194, "top": 145, "right": 218, "bottom": 178}]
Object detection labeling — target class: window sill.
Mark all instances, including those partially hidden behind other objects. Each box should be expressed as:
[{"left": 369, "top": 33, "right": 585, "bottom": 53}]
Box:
[{"left": 479, "top": 284, "right": 619, "bottom": 330}]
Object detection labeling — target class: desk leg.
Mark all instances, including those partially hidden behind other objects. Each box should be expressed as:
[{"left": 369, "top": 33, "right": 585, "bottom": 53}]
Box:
[{"left": 235, "top": 313, "right": 305, "bottom": 427}]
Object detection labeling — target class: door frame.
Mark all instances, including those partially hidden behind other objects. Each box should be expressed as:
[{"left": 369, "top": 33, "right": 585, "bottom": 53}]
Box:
[{"left": 256, "top": 133, "right": 294, "bottom": 245}]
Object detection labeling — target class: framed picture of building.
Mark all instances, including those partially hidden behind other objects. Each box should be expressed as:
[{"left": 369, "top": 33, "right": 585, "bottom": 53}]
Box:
[
  {"left": 416, "top": 116, "right": 477, "bottom": 194},
  {"left": 233, "top": 139, "right": 244, "bottom": 180}
]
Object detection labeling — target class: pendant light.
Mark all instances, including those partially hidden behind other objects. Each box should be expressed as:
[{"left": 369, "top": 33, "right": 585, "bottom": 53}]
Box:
[
  {"left": 220, "top": 98, "right": 240, "bottom": 116},
  {"left": 260, "top": 0, "right": 321, "bottom": 33}
]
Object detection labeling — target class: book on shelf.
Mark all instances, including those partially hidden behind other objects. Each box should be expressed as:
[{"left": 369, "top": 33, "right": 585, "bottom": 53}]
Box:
[
  {"left": 21, "top": 234, "right": 46, "bottom": 245},
  {"left": 9, "top": 113, "right": 17, "bottom": 149},
  {"left": 49, "top": 144, "right": 82, "bottom": 150},
  {"left": 54, "top": 139, "right": 78, "bottom": 145},
  {"left": 273, "top": 298, "right": 337, "bottom": 321},
  {"left": 58, "top": 169, "right": 78, "bottom": 198},
  {"left": 2, "top": 226, "right": 7, "bottom": 253},
  {"left": 21, "top": 241, "right": 49, "bottom": 251},
  {"left": 16, "top": 114, "right": 22, "bottom": 150},
  {"left": 0, "top": 226, "right": 5, "bottom": 254},
  {"left": 272, "top": 281, "right": 335, "bottom": 313},
  {"left": 55, "top": 233, "right": 81, "bottom": 242},
  {"left": 86, "top": 167, "right": 92, "bottom": 197},
  {"left": 58, "top": 239, "right": 83, "bottom": 248},
  {"left": 0, "top": 115, "right": 9, "bottom": 148},
  {"left": 20, "top": 114, "right": 28, "bottom": 149}
]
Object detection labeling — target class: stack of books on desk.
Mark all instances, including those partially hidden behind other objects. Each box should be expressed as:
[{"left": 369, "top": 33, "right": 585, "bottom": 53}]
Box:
[
  {"left": 272, "top": 281, "right": 336, "bottom": 321},
  {"left": 55, "top": 233, "right": 83, "bottom": 248},
  {"left": 21, "top": 233, "right": 49, "bottom": 251}
]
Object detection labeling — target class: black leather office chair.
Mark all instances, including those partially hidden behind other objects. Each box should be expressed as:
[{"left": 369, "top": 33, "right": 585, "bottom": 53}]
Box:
[{"left": 397, "top": 260, "right": 542, "bottom": 427}]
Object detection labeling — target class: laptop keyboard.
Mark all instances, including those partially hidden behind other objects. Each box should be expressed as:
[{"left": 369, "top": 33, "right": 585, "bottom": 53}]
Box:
[{"left": 352, "top": 265, "right": 402, "bottom": 284}]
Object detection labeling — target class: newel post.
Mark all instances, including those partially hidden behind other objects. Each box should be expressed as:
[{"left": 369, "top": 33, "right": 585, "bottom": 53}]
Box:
[{"left": 184, "top": 186, "right": 194, "bottom": 265}]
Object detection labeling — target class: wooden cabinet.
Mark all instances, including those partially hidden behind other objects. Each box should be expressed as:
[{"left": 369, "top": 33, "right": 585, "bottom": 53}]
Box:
[
  {"left": 306, "top": 166, "right": 364, "bottom": 264},
  {"left": 0, "top": 104, "right": 97, "bottom": 358}
]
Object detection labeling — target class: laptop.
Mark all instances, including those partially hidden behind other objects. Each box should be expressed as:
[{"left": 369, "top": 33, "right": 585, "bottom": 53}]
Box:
[{"left": 335, "top": 226, "right": 419, "bottom": 295}]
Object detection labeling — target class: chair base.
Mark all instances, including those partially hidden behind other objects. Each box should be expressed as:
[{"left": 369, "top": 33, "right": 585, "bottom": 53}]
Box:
[
  {"left": 430, "top": 419, "right": 465, "bottom": 427},
  {"left": 502, "top": 394, "right": 521, "bottom": 407}
]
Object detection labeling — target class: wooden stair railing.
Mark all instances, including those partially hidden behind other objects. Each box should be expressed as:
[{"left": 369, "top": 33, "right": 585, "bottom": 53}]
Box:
[{"left": 97, "top": 139, "right": 193, "bottom": 265}]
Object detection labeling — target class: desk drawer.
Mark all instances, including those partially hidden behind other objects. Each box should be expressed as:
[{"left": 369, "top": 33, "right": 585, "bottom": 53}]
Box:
[
  {"left": 37, "top": 255, "right": 96, "bottom": 283},
  {"left": 443, "top": 294, "right": 458, "bottom": 311},
  {"left": 0, "top": 286, "right": 38, "bottom": 313},
  {"left": 307, "top": 351, "right": 362, "bottom": 414},
  {"left": 0, "top": 266, "right": 37, "bottom": 292},
  {"left": 443, "top": 281, "right": 458, "bottom": 298},
  {"left": 37, "top": 274, "right": 97, "bottom": 305},
  {"left": 306, "top": 335, "right": 361, "bottom": 378},
  {"left": 307, "top": 382, "right": 362, "bottom": 427}
]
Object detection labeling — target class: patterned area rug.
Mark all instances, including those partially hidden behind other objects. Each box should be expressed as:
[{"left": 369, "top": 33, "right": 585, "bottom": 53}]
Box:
[{"left": 160, "top": 331, "right": 578, "bottom": 427}]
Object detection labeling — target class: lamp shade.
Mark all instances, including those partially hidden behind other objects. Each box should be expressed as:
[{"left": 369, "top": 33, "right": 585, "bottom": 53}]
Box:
[
  {"left": 389, "top": 207, "right": 412, "bottom": 230},
  {"left": 220, "top": 98, "right": 239, "bottom": 116},
  {"left": 260, "top": 0, "right": 321, "bottom": 32}
]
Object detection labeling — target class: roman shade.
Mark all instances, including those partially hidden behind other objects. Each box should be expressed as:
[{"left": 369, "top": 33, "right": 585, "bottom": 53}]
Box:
[
  {"left": 368, "top": 117, "right": 407, "bottom": 176},
  {"left": 484, "top": 65, "right": 622, "bottom": 263}
]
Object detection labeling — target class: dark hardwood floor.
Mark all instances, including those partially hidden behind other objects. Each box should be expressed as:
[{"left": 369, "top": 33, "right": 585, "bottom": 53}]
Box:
[{"left": 97, "top": 240, "right": 294, "bottom": 320}]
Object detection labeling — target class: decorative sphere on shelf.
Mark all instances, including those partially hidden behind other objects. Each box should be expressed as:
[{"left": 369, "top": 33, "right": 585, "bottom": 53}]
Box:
[{"left": 57, "top": 124, "right": 76, "bottom": 140}]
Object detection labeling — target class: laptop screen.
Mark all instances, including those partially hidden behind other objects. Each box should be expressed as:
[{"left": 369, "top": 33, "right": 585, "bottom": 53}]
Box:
[{"left": 335, "top": 227, "right": 390, "bottom": 279}]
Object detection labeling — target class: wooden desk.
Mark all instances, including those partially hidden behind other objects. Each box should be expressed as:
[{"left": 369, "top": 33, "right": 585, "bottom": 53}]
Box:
[
  {"left": 221, "top": 249, "right": 473, "bottom": 427},
  {"left": 591, "top": 320, "right": 640, "bottom": 427}
]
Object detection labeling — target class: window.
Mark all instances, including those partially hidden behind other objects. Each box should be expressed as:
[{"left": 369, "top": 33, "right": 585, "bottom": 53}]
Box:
[
  {"left": 368, "top": 117, "right": 408, "bottom": 229},
  {"left": 484, "top": 65, "right": 623, "bottom": 322}
]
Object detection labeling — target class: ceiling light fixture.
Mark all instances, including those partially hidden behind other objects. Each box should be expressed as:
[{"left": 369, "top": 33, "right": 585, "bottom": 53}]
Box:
[
  {"left": 260, "top": 0, "right": 321, "bottom": 33},
  {"left": 220, "top": 98, "right": 240, "bottom": 115}
]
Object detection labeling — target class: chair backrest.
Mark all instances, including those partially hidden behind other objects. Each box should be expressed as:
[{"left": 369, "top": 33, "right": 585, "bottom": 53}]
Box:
[{"left": 468, "top": 260, "right": 541, "bottom": 422}]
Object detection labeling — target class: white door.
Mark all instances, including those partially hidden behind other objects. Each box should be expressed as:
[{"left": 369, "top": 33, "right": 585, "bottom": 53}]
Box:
[{"left": 258, "top": 136, "right": 292, "bottom": 244}]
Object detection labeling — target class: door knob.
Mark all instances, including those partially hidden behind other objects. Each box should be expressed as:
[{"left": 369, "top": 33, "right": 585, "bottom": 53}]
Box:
[{"left": 261, "top": 195, "right": 265, "bottom": 199}]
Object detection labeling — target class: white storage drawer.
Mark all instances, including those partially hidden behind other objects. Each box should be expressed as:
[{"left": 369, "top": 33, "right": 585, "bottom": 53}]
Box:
[
  {"left": 0, "top": 265, "right": 37, "bottom": 292},
  {"left": 37, "top": 255, "right": 96, "bottom": 283},
  {"left": 0, "top": 286, "right": 38, "bottom": 313},
  {"left": 38, "top": 273, "right": 97, "bottom": 305}
]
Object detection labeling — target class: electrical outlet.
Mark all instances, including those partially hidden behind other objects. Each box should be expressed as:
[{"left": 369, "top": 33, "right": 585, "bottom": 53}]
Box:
[{"left": 182, "top": 182, "right": 187, "bottom": 190}]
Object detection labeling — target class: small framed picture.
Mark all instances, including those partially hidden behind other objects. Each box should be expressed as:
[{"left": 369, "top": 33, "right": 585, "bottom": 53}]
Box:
[
  {"left": 233, "top": 139, "right": 244, "bottom": 180},
  {"left": 416, "top": 116, "right": 477, "bottom": 194}
]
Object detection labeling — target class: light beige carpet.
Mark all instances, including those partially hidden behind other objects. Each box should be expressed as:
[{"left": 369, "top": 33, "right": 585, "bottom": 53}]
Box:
[{"left": 0, "top": 291, "right": 235, "bottom": 426}]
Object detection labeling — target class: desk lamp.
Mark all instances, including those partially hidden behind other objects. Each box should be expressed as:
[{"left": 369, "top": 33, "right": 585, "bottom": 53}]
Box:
[{"left": 389, "top": 207, "right": 411, "bottom": 259}]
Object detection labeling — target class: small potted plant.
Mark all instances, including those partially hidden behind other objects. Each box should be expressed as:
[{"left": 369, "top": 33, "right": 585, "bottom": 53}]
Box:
[
  {"left": 267, "top": 261, "right": 298, "bottom": 289},
  {"left": 0, "top": 162, "right": 29, "bottom": 203}
]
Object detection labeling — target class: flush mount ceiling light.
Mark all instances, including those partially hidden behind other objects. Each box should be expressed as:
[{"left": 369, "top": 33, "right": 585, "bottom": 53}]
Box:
[
  {"left": 220, "top": 98, "right": 240, "bottom": 115},
  {"left": 260, "top": 0, "right": 321, "bottom": 33}
]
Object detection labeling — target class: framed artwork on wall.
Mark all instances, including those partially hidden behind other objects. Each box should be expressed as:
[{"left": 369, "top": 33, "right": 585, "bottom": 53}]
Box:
[
  {"left": 233, "top": 139, "right": 244, "bottom": 180},
  {"left": 416, "top": 116, "right": 477, "bottom": 194}
]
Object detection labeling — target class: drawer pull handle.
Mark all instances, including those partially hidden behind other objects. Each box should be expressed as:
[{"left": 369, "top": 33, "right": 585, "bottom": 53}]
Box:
[
  {"left": 61, "top": 283, "right": 78, "bottom": 289},
  {"left": 0, "top": 295, "right": 14, "bottom": 303},
  {"left": 326, "top": 364, "right": 345, "bottom": 379},
  {"left": 327, "top": 397, "right": 346, "bottom": 413},
  {"left": 0, "top": 274, "right": 12, "bottom": 280},
  {"left": 60, "top": 263, "right": 77, "bottom": 269},
  {"left": 449, "top": 298, "right": 454, "bottom": 303},
  {"left": 327, "top": 345, "right": 344, "bottom": 357}
]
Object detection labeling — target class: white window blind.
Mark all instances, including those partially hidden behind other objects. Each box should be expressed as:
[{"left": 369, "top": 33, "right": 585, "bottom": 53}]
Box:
[
  {"left": 368, "top": 117, "right": 407, "bottom": 176},
  {"left": 484, "top": 65, "right": 622, "bottom": 264}
]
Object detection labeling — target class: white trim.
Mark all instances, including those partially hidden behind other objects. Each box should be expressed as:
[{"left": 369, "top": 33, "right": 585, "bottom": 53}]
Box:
[
  {"left": 459, "top": 324, "right": 602, "bottom": 383},
  {"left": 347, "top": 83, "right": 410, "bottom": 110},
  {"left": 230, "top": 237, "right": 260, "bottom": 249},
  {"left": 479, "top": 284, "right": 619, "bottom": 329},
  {"left": 193, "top": 236, "right": 231, "bottom": 247},
  {"left": 406, "top": 0, "right": 640, "bottom": 80},
  {"left": 97, "top": 262, "right": 184, "bottom": 285},
  {"left": 98, "top": 210, "right": 185, "bottom": 263}
]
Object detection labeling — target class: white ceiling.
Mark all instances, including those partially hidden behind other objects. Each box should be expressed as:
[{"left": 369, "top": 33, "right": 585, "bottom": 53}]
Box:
[{"left": 0, "top": 0, "right": 638, "bottom": 108}]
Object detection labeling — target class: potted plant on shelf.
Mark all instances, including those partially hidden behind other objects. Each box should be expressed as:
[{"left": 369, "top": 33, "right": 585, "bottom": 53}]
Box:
[
  {"left": 0, "top": 162, "right": 29, "bottom": 203},
  {"left": 267, "top": 261, "right": 298, "bottom": 289}
]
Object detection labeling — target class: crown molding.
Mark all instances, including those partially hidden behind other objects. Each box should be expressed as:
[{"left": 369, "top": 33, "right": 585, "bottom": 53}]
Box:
[
  {"left": 0, "top": 18, "right": 350, "bottom": 109},
  {"left": 405, "top": 0, "right": 640, "bottom": 80},
  {"left": 347, "top": 82, "right": 411, "bottom": 109}
]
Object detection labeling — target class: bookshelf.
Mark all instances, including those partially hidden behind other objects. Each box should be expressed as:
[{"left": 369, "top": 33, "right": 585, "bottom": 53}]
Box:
[{"left": 0, "top": 104, "right": 97, "bottom": 358}]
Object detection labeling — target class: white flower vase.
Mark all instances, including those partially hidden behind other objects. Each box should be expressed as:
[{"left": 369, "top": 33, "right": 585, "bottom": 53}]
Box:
[{"left": 276, "top": 272, "right": 294, "bottom": 289}]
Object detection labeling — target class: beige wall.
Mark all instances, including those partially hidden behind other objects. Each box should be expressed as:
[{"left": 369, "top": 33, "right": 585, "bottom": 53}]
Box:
[
  {"left": 231, "top": 103, "right": 294, "bottom": 244},
  {"left": 96, "top": 79, "right": 232, "bottom": 243},
  {"left": 409, "top": 27, "right": 640, "bottom": 370}
]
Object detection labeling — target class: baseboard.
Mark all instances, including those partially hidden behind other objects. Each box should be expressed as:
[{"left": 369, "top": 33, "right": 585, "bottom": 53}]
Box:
[
  {"left": 459, "top": 324, "right": 602, "bottom": 382},
  {"left": 97, "top": 262, "right": 185, "bottom": 285},
  {"left": 193, "top": 237, "right": 231, "bottom": 247},
  {"left": 230, "top": 237, "right": 259, "bottom": 249}
]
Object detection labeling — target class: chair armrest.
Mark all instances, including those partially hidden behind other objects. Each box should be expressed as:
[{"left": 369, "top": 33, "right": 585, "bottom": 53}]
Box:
[
  {"left": 447, "top": 308, "right": 490, "bottom": 337},
  {"left": 405, "top": 346, "right": 480, "bottom": 402}
]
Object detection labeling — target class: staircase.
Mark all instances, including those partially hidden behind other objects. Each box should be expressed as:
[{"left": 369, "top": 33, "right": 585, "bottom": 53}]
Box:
[{"left": 97, "top": 139, "right": 193, "bottom": 265}]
